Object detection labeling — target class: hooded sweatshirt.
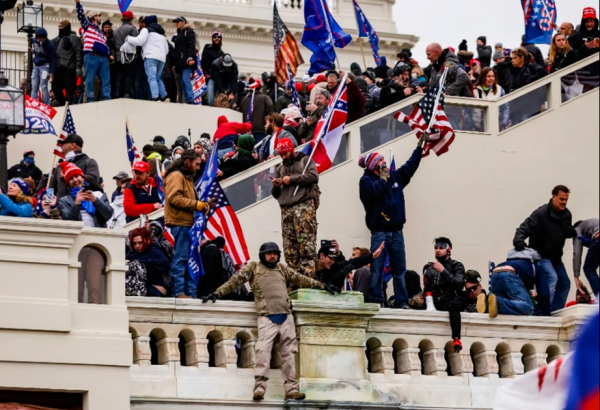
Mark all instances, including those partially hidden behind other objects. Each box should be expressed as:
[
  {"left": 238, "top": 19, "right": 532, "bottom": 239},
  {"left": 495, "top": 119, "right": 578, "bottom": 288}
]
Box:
[
  {"left": 32, "top": 28, "right": 57, "bottom": 73},
  {"left": 213, "top": 115, "right": 253, "bottom": 151},
  {"left": 52, "top": 25, "right": 82, "bottom": 70},
  {"left": 126, "top": 16, "right": 169, "bottom": 63},
  {"left": 429, "top": 49, "right": 471, "bottom": 97},
  {"left": 477, "top": 36, "right": 493, "bottom": 68},
  {"left": 571, "top": 15, "right": 600, "bottom": 60}
]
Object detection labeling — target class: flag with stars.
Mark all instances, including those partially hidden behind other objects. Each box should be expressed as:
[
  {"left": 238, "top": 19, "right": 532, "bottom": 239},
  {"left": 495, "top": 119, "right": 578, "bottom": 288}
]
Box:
[
  {"left": 522, "top": 0, "right": 557, "bottom": 45},
  {"left": 353, "top": 0, "right": 382, "bottom": 66},
  {"left": 193, "top": 54, "right": 208, "bottom": 105},
  {"left": 394, "top": 80, "right": 456, "bottom": 157},
  {"left": 126, "top": 123, "right": 141, "bottom": 168},
  {"left": 302, "top": 74, "right": 349, "bottom": 173},
  {"left": 54, "top": 105, "right": 76, "bottom": 158},
  {"left": 274, "top": 4, "right": 304, "bottom": 85},
  {"left": 286, "top": 63, "right": 305, "bottom": 120}
]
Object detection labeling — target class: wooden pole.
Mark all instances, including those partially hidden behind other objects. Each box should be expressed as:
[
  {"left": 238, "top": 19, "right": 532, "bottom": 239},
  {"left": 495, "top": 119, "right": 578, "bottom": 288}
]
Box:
[
  {"left": 359, "top": 37, "right": 368, "bottom": 70},
  {"left": 46, "top": 102, "right": 70, "bottom": 190}
]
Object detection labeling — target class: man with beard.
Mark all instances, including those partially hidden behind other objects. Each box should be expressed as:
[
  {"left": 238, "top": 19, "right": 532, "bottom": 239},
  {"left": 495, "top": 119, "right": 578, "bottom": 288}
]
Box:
[
  {"left": 380, "top": 63, "right": 423, "bottom": 109},
  {"left": 258, "top": 113, "right": 298, "bottom": 161},
  {"left": 202, "top": 242, "right": 339, "bottom": 402},
  {"left": 571, "top": 7, "right": 600, "bottom": 60},
  {"left": 271, "top": 139, "right": 320, "bottom": 278},
  {"left": 203, "top": 31, "right": 226, "bottom": 106},
  {"left": 52, "top": 20, "right": 82, "bottom": 105},
  {"left": 298, "top": 89, "right": 330, "bottom": 143},
  {"left": 123, "top": 161, "right": 163, "bottom": 223}
]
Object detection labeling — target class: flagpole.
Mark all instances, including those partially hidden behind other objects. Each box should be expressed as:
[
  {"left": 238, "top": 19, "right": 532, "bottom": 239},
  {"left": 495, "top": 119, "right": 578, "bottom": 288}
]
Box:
[
  {"left": 319, "top": 0, "right": 341, "bottom": 71},
  {"left": 352, "top": 3, "right": 368, "bottom": 70},
  {"left": 46, "top": 102, "right": 70, "bottom": 190},
  {"left": 426, "top": 66, "right": 450, "bottom": 133}
]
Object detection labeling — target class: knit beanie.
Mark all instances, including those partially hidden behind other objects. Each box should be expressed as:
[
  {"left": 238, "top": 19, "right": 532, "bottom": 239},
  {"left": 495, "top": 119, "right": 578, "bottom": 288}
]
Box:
[
  {"left": 276, "top": 139, "right": 295, "bottom": 155},
  {"left": 493, "top": 50, "right": 505, "bottom": 61},
  {"left": 11, "top": 178, "right": 31, "bottom": 196},
  {"left": 359, "top": 152, "right": 384, "bottom": 172},
  {"left": 60, "top": 162, "right": 84, "bottom": 183},
  {"left": 459, "top": 40, "right": 468, "bottom": 52},
  {"left": 59, "top": 20, "right": 71, "bottom": 28}
]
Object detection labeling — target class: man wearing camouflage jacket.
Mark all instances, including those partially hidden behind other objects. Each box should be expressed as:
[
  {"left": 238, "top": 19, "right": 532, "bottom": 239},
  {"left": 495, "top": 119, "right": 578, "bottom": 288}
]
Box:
[{"left": 202, "top": 242, "right": 339, "bottom": 402}]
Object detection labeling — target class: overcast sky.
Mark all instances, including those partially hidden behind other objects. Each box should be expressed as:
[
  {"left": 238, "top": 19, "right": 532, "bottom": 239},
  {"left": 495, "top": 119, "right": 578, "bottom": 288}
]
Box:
[{"left": 392, "top": 0, "right": 591, "bottom": 64}]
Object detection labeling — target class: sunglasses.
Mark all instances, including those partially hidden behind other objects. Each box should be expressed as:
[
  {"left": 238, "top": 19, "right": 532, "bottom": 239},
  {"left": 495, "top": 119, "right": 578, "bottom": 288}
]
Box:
[
  {"left": 434, "top": 246, "right": 449, "bottom": 250},
  {"left": 465, "top": 285, "right": 480, "bottom": 293}
]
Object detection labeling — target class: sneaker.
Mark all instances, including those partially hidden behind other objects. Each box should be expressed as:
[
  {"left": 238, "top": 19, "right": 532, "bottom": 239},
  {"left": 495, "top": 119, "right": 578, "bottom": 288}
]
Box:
[
  {"left": 253, "top": 391, "right": 265, "bottom": 401},
  {"left": 453, "top": 338, "right": 463, "bottom": 353},
  {"left": 285, "top": 392, "right": 306, "bottom": 401},
  {"left": 176, "top": 294, "right": 192, "bottom": 299},
  {"left": 163, "top": 98, "right": 171, "bottom": 103},
  {"left": 488, "top": 293, "right": 499, "bottom": 319},
  {"left": 476, "top": 292, "right": 488, "bottom": 314}
]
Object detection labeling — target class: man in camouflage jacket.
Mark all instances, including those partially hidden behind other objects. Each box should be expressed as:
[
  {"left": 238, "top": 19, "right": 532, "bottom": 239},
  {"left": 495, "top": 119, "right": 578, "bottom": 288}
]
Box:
[
  {"left": 271, "top": 138, "right": 320, "bottom": 278},
  {"left": 203, "top": 242, "right": 339, "bottom": 402}
]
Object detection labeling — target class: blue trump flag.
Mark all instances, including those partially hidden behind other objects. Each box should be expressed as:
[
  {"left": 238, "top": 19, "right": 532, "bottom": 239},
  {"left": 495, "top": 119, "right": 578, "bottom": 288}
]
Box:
[
  {"left": 522, "top": 0, "right": 557, "bottom": 45},
  {"left": 118, "top": 0, "right": 133, "bottom": 13},
  {"left": 302, "top": 0, "right": 352, "bottom": 75},
  {"left": 353, "top": 0, "right": 382, "bottom": 66},
  {"left": 187, "top": 144, "right": 219, "bottom": 283}
]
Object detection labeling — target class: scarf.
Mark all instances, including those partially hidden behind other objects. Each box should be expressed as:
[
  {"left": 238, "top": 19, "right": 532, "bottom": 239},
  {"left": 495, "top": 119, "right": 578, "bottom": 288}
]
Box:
[{"left": 71, "top": 186, "right": 96, "bottom": 216}]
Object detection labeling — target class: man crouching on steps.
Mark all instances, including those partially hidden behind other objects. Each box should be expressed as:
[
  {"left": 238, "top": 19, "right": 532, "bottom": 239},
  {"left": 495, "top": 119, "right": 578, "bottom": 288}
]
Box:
[{"left": 202, "top": 242, "right": 340, "bottom": 401}]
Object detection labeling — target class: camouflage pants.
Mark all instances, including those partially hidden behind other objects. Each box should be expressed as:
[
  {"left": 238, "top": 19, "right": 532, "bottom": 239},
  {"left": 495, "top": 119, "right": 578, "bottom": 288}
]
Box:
[{"left": 281, "top": 200, "right": 317, "bottom": 278}]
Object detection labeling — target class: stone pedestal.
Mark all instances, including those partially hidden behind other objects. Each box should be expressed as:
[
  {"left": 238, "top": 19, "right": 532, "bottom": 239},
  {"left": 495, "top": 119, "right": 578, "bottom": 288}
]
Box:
[{"left": 290, "top": 290, "right": 380, "bottom": 402}]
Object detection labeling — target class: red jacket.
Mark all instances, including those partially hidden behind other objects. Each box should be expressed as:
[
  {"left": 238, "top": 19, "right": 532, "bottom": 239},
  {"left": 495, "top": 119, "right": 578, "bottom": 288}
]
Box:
[
  {"left": 213, "top": 115, "right": 253, "bottom": 142},
  {"left": 124, "top": 178, "right": 160, "bottom": 220}
]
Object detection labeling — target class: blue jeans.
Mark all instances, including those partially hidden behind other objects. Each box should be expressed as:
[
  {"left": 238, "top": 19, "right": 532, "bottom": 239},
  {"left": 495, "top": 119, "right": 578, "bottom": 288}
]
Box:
[
  {"left": 491, "top": 272, "right": 534, "bottom": 316},
  {"left": 84, "top": 54, "right": 111, "bottom": 102},
  {"left": 147, "top": 285, "right": 166, "bottom": 298},
  {"left": 32, "top": 64, "right": 50, "bottom": 105},
  {"left": 169, "top": 225, "right": 197, "bottom": 297},
  {"left": 584, "top": 239, "right": 600, "bottom": 296},
  {"left": 368, "top": 231, "right": 408, "bottom": 307},
  {"left": 180, "top": 67, "right": 194, "bottom": 103},
  {"left": 145, "top": 59, "right": 168, "bottom": 100},
  {"left": 207, "top": 78, "right": 216, "bottom": 106},
  {"left": 539, "top": 259, "right": 570, "bottom": 312}
]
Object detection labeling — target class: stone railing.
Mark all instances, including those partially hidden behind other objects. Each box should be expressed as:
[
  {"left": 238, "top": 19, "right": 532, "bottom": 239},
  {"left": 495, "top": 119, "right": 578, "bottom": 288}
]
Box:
[{"left": 127, "top": 290, "right": 598, "bottom": 409}]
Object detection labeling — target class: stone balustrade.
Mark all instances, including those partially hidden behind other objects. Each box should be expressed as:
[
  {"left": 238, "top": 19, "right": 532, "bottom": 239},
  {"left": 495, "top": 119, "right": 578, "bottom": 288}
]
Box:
[{"left": 127, "top": 290, "right": 598, "bottom": 409}]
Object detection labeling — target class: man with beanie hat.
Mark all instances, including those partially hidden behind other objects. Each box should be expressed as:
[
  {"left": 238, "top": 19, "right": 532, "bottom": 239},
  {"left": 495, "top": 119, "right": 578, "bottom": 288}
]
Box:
[
  {"left": 241, "top": 79, "right": 273, "bottom": 144},
  {"left": 570, "top": 7, "right": 600, "bottom": 60},
  {"left": 359, "top": 134, "right": 429, "bottom": 309},
  {"left": 202, "top": 30, "right": 225, "bottom": 106},
  {"left": 113, "top": 10, "right": 139, "bottom": 98},
  {"left": 8, "top": 151, "right": 43, "bottom": 185},
  {"left": 461, "top": 270, "right": 487, "bottom": 313},
  {"left": 202, "top": 242, "right": 338, "bottom": 402},
  {"left": 271, "top": 139, "right": 320, "bottom": 278},
  {"left": 164, "top": 149, "right": 213, "bottom": 298},
  {"left": 52, "top": 20, "right": 83, "bottom": 106},
  {"left": 476, "top": 36, "right": 492, "bottom": 68},
  {"left": 492, "top": 49, "right": 505, "bottom": 65},
  {"left": 31, "top": 27, "right": 57, "bottom": 105}
]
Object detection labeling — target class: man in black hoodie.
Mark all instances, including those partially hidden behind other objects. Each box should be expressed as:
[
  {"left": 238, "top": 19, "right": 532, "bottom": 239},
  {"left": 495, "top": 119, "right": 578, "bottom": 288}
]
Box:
[
  {"left": 52, "top": 20, "right": 82, "bottom": 106},
  {"left": 172, "top": 16, "right": 197, "bottom": 104},
  {"left": 476, "top": 36, "right": 492, "bottom": 68},
  {"left": 570, "top": 7, "right": 600, "bottom": 60},
  {"left": 202, "top": 31, "right": 225, "bottom": 106}
]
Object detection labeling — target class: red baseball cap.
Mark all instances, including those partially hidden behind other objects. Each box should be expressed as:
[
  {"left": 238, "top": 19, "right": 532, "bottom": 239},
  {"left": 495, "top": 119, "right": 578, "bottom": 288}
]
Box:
[
  {"left": 583, "top": 7, "right": 597, "bottom": 20},
  {"left": 316, "top": 74, "right": 327, "bottom": 83},
  {"left": 122, "top": 11, "right": 136, "bottom": 19},
  {"left": 133, "top": 162, "right": 150, "bottom": 173},
  {"left": 295, "top": 83, "right": 303, "bottom": 93},
  {"left": 276, "top": 139, "right": 294, "bottom": 155}
]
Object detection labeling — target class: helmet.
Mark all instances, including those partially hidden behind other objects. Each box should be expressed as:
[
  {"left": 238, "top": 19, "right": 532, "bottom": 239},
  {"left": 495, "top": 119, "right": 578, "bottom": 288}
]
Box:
[
  {"left": 259, "top": 242, "right": 281, "bottom": 255},
  {"left": 393, "top": 62, "right": 411, "bottom": 77},
  {"left": 173, "top": 135, "right": 191, "bottom": 151}
]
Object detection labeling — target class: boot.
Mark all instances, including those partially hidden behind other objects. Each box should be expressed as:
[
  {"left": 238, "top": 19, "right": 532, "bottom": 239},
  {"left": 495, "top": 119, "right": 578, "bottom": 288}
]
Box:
[
  {"left": 453, "top": 338, "right": 463, "bottom": 353},
  {"left": 488, "top": 293, "right": 499, "bottom": 319},
  {"left": 253, "top": 391, "right": 265, "bottom": 401},
  {"left": 426, "top": 292, "right": 437, "bottom": 312},
  {"left": 285, "top": 392, "right": 306, "bottom": 401},
  {"left": 476, "top": 292, "right": 488, "bottom": 314},
  {"left": 176, "top": 294, "right": 192, "bottom": 299}
]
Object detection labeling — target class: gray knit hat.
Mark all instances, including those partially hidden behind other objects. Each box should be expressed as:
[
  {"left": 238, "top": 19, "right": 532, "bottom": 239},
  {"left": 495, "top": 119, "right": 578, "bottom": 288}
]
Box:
[{"left": 493, "top": 50, "right": 505, "bottom": 61}]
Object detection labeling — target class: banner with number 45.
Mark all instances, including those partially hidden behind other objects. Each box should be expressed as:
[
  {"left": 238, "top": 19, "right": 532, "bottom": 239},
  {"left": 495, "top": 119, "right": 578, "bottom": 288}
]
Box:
[{"left": 22, "top": 96, "right": 58, "bottom": 135}]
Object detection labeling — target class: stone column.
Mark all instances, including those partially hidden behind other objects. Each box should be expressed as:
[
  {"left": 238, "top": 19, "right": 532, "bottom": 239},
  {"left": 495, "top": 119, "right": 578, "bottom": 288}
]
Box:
[
  {"left": 473, "top": 351, "right": 500, "bottom": 378},
  {"left": 241, "top": 341, "right": 257, "bottom": 369},
  {"left": 523, "top": 353, "right": 549, "bottom": 373},
  {"left": 370, "top": 346, "right": 395, "bottom": 376},
  {"left": 448, "top": 352, "right": 474, "bottom": 376},
  {"left": 397, "top": 347, "right": 421, "bottom": 376},
  {"left": 215, "top": 339, "right": 238, "bottom": 369},
  {"left": 186, "top": 339, "right": 209, "bottom": 369},
  {"left": 423, "top": 349, "right": 448, "bottom": 377},
  {"left": 133, "top": 336, "right": 152, "bottom": 366},
  {"left": 499, "top": 352, "right": 525, "bottom": 378},
  {"left": 157, "top": 337, "right": 181, "bottom": 365},
  {"left": 548, "top": 353, "right": 565, "bottom": 364},
  {"left": 291, "top": 290, "right": 380, "bottom": 402}
]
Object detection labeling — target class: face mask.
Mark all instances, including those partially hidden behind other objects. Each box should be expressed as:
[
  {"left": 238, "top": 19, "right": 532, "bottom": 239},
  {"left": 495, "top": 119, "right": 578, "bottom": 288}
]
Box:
[
  {"left": 23, "top": 157, "right": 35, "bottom": 166},
  {"left": 173, "top": 154, "right": 182, "bottom": 161},
  {"left": 412, "top": 73, "right": 418, "bottom": 79},
  {"left": 65, "top": 151, "right": 76, "bottom": 161}
]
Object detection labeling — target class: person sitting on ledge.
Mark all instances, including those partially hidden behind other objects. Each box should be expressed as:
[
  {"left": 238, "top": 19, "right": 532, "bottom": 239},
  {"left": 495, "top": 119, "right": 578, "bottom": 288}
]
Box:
[
  {"left": 461, "top": 270, "right": 487, "bottom": 313},
  {"left": 202, "top": 242, "right": 340, "bottom": 402},
  {"left": 0, "top": 178, "right": 35, "bottom": 218},
  {"left": 423, "top": 237, "right": 466, "bottom": 353}
]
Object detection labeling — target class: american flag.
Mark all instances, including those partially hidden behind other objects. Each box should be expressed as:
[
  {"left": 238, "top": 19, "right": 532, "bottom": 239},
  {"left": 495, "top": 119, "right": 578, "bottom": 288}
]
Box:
[
  {"left": 193, "top": 54, "right": 208, "bottom": 105},
  {"left": 274, "top": 3, "right": 304, "bottom": 85},
  {"left": 155, "top": 157, "right": 165, "bottom": 205},
  {"left": 394, "top": 80, "right": 456, "bottom": 157},
  {"left": 247, "top": 81, "right": 260, "bottom": 122},
  {"left": 54, "top": 106, "right": 77, "bottom": 158},
  {"left": 126, "top": 123, "right": 141, "bottom": 168},
  {"left": 287, "top": 63, "right": 305, "bottom": 120}
]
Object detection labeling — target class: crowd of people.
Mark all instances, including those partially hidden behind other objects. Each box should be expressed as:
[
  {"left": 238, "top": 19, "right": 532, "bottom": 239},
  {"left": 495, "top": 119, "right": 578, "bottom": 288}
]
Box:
[{"left": 4, "top": 2, "right": 599, "bottom": 401}]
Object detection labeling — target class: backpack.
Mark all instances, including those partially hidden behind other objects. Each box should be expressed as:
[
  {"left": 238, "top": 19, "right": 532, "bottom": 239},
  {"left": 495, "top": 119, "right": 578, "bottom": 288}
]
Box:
[{"left": 186, "top": 28, "right": 201, "bottom": 54}]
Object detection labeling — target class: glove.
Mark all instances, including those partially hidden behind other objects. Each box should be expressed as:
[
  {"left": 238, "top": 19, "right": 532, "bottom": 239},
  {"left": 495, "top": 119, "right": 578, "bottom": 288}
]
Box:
[
  {"left": 418, "top": 132, "right": 431, "bottom": 148},
  {"left": 196, "top": 201, "right": 210, "bottom": 215},
  {"left": 323, "top": 284, "right": 342, "bottom": 295},
  {"left": 379, "top": 166, "right": 390, "bottom": 182},
  {"left": 76, "top": 68, "right": 83, "bottom": 78},
  {"left": 201, "top": 293, "right": 218, "bottom": 304},
  {"left": 566, "top": 227, "right": 578, "bottom": 239},
  {"left": 514, "top": 241, "right": 527, "bottom": 252}
]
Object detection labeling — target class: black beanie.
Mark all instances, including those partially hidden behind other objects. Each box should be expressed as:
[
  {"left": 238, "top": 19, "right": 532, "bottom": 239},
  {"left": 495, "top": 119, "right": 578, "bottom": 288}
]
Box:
[{"left": 459, "top": 40, "right": 468, "bottom": 51}]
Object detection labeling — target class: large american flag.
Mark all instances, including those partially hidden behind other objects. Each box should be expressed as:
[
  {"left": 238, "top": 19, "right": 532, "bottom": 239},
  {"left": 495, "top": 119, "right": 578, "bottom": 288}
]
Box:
[
  {"left": 394, "top": 81, "right": 456, "bottom": 157},
  {"left": 126, "top": 123, "right": 141, "bottom": 168},
  {"left": 54, "top": 106, "right": 77, "bottom": 158},
  {"left": 274, "top": 4, "right": 304, "bottom": 85},
  {"left": 204, "top": 181, "right": 250, "bottom": 266}
]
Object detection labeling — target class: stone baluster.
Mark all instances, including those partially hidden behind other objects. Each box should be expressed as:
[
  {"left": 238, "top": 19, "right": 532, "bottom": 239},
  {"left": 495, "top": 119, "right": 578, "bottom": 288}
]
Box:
[
  {"left": 157, "top": 337, "right": 181, "bottom": 365},
  {"left": 396, "top": 348, "right": 422, "bottom": 376},
  {"left": 448, "top": 352, "right": 474, "bottom": 376},
  {"left": 523, "top": 353, "right": 549, "bottom": 373},
  {"left": 370, "top": 347, "right": 395, "bottom": 376},
  {"left": 186, "top": 339, "right": 209, "bottom": 369},
  {"left": 499, "top": 352, "right": 525, "bottom": 378},
  {"left": 473, "top": 351, "right": 500, "bottom": 378},
  {"left": 422, "top": 349, "right": 448, "bottom": 377},
  {"left": 547, "top": 353, "right": 565, "bottom": 364},
  {"left": 241, "top": 341, "right": 257, "bottom": 369},
  {"left": 133, "top": 336, "right": 151, "bottom": 366},
  {"left": 215, "top": 339, "right": 238, "bottom": 369}
]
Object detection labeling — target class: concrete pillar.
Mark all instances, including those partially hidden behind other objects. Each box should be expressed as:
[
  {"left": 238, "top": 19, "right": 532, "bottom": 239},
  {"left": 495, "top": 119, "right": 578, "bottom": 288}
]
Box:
[
  {"left": 473, "top": 351, "right": 499, "bottom": 378},
  {"left": 215, "top": 339, "right": 238, "bottom": 369},
  {"left": 133, "top": 336, "right": 151, "bottom": 366},
  {"left": 396, "top": 347, "right": 422, "bottom": 376},
  {"left": 423, "top": 349, "right": 448, "bottom": 377},
  {"left": 370, "top": 346, "right": 394, "bottom": 375},
  {"left": 448, "top": 352, "right": 474, "bottom": 376},
  {"left": 241, "top": 340, "right": 257, "bottom": 368},
  {"left": 157, "top": 337, "right": 181, "bottom": 365},
  {"left": 186, "top": 339, "right": 209, "bottom": 369},
  {"left": 523, "top": 353, "right": 549, "bottom": 373},
  {"left": 499, "top": 352, "right": 525, "bottom": 378}
]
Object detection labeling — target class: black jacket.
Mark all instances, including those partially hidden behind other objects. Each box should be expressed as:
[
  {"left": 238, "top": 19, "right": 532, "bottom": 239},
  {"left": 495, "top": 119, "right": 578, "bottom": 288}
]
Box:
[
  {"left": 57, "top": 192, "right": 114, "bottom": 228},
  {"left": 172, "top": 25, "right": 197, "bottom": 72},
  {"left": 477, "top": 44, "right": 493, "bottom": 68},
  {"left": 201, "top": 44, "right": 224, "bottom": 76},
  {"left": 570, "top": 17, "right": 600, "bottom": 60},
  {"left": 8, "top": 161, "right": 43, "bottom": 185},
  {"left": 423, "top": 258, "right": 466, "bottom": 304},
  {"left": 551, "top": 50, "right": 580, "bottom": 73},
  {"left": 508, "top": 63, "right": 548, "bottom": 93},
  {"left": 494, "top": 57, "right": 514, "bottom": 94},
  {"left": 522, "top": 43, "right": 546, "bottom": 66},
  {"left": 219, "top": 153, "right": 258, "bottom": 180},
  {"left": 127, "top": 243, "right": 171, "bottom": 289},
  {"left": 513, "top": 201, "right": 574, "bottom": 263},
  {"left": 52, "top": 28, "right": 83, "bottom": 70},
  {"left": 211, "top": 58, "right": 239, "bottom": 94},
  {"left": 380, "top": 82, "right": 411, "bottom": 109},
  {"left": 316, "top": 252, "right": 374, "bottom": 289}
]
